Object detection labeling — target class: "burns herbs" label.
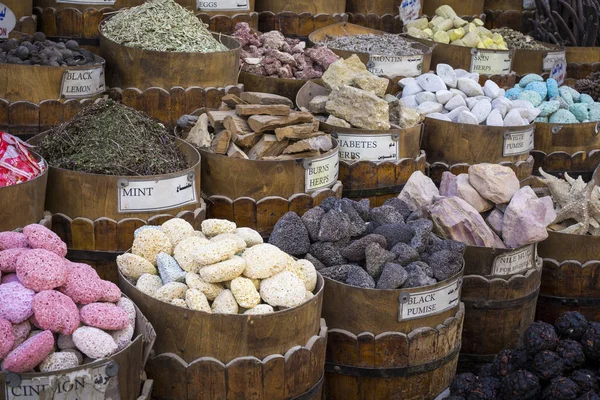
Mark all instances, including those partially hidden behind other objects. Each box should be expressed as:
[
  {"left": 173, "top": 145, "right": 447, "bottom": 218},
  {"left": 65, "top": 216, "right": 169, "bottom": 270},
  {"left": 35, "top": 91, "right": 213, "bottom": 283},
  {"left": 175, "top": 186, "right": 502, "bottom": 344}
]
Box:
[
  {"left": 304, "top": 151, "right": 339, "bottom": 192},
  {"left": 61, "top": 66, "right": 105, "bottom": 99},
  {"left": 398, "top": 276, "right": 462, "bottom": 320}
]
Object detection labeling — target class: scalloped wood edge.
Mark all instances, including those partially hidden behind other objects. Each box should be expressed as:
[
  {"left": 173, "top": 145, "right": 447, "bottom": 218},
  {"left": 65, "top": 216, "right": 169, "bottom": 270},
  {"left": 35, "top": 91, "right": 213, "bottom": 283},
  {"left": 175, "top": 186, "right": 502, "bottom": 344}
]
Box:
[
  {"left": 531, "top": 149, "right": 600, "bottom": 176},
  {"left": 462, "top": 262, "right": 542, "bottom": 294},
  {"left": 206, "top": 181, "right": 343, "bottom": 236},
  {"left": 340, "top": 152, "right": 426, "bottom": 188},
  {"left": 1, "top": 85, "right": 244, "bottom": 138},
  {"left": 427, "top": 156, "right": 535, "bottom": 184},
  {"left": 258, "top": 11, "right": 348, "bottom": 37},
  {"left": 13, "top": 15, "right": 37, "bottom": 35},
  {"left": 145, "top": 319, "right": 327, "bottom": 400}
]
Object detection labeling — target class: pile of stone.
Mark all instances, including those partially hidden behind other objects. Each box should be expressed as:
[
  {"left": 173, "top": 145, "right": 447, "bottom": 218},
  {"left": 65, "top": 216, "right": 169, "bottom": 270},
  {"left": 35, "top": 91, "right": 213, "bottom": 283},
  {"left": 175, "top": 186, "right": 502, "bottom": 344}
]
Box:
[
  {"left": 491, "top": 27, "right": 551, "bottom": 50},
  {"left": 400, "top": 165, "right": 555, "bottom": 249},
  {"left": 268, "top": 197, "right": 465, "bottom": 290},
  {"left": 178, "top": 92, "right": 333, "bottom": 160},
  {"left": 306, "top": 55, "right": 422, "bottom": 131},
  {"left": 117, "top": 218, "right": 318, "bottom": 314},
  {"left": 406, "top": 6, "right": 505, "bottom": 49},
  {"left": 505, "top": 74, "right": 600, "bottom": 123},
  {"left": 401, "top": 64, "right": 535, "bottom": 127}
]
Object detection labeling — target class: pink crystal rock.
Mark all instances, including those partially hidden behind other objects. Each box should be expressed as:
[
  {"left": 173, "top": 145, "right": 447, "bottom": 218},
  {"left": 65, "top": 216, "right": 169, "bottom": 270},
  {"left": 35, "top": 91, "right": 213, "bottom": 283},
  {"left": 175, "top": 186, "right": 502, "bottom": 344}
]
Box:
[
  {"left": 456, "top": 174, "right": 494, "bottom": 212},
  {"left": 468, "top": 164, "right": 520, "bottom": 204},
  {"left": 439, "top": 171, "right": 458, "bottom": 196},
  {"left": 16, "top": 248, "right": 67, "bottom": 292},
  {"left": 0, "top": 282, "right": 35, "bottom": 323},
  {"left": 398, "top": 171, "right": 440, "bottom": 212},
  {"left": 3, "top": 330, "right": 54, "bottom": 373},
  {"left": 23, "top": 224, "right": 67, "bottom": 257},
  {"left": 0, "top": 232, "right": 28, "bottom": 250},
  {"left": 80, "top": 303, "right": 130, "bottom": 331},
  {"left": 32, "top": 290, "right": 80, "bottom": 335},
  {"left": 11, "top": 320, "right": 31, "bottom": 349},
  {"left": 485, "top": 208, "right": 505, "bottom": 237}
]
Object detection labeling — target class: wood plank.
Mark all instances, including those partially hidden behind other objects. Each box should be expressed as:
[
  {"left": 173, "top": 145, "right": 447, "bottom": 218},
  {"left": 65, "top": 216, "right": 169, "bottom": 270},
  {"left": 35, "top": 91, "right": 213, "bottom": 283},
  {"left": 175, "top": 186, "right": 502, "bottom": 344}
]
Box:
[
  {"left": 226, "top": 357, "right": 263, "bottom": 400},
  {"left": 187, "top": 357, "right": 227, "bottom": 400},
  {"left": 247, "top": 112, "right": 314, "bottom": 133},
  {"left": 240, "top": 92, "right": 293, "bottom": 107},
  {"left": 262, "top": 355, "right": 286, "bottom": 400},
  {"left": 274, "top": 121, "right": 320, "bottom": 141},
  {"left": 94, "top": 217, "right": 118, "bottom": 251},
  {"left": 236, "top": 104, "right": 291, "bottom": 116},
  {"left": 247, "top": 135, "right": 289, "bottom": 160},
  {"left": 70, "top": 217, "right": 95, "bottom": 251}
]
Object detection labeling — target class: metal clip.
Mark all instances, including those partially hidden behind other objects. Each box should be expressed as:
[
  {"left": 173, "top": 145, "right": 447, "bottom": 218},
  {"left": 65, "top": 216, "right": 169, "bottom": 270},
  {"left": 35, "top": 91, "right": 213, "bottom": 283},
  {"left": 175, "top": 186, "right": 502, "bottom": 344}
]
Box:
[
  {"left": 503, "top": 131, "right": 511, "bottom": 140},
  {"left": 5, "top": 373, "right": 21, "bottom": 388},
  {"left": 391, "top": 132, "right": 400, "bottom": 141},
  {"left": 117, "top": 179, "right": 129, "bottom": 188},
  {"left": 470, "top": 48, "right": 478, "bottom": 56},
  {"left": 399, "top": 292, "right": 410, "bottom": 304},
  {"left": 303, "top": 159, "right": 313, "bottom": 169},
  {"left": 551, "top": 125, "right": 563, "bottom": 134},
  {"left": 106, "top": 361, "right": 120, "bottom": 377},
  {"left": 187, "top": 172, "right": 195, "bottom": 182},
  {"left": 595, "top": 122, "right": 600, "bottom": 136}
]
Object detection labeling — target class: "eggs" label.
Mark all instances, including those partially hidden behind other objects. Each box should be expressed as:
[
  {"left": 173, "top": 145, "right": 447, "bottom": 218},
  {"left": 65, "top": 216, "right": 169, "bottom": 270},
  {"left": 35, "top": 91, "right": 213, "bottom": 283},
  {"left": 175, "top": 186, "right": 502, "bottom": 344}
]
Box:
[
  {"left": 492, "top": 244, "right": 537, "bottom": 276},
  {"left": 118, "top": 172, "right": 197, "bottom": 213},
  {"left": 398, "top": 276, "right": 462, "bottom": 320},
  {"left": 196, "top": 0, "right": 250, "bottom": 11},
  {"left": 61, "top": 66, "right": 106, "bottom": 99},
  {"left": 470, "top": 49, "right": 513, "bottom": 75},
  {"left": 304, "top": 151, "right": 339, "bottom": 192}
]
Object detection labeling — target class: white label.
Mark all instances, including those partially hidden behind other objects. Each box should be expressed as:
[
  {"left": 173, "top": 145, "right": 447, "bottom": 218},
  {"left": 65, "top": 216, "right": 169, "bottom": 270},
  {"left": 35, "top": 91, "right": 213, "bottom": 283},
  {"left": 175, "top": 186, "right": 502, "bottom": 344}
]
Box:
[
  {"left": 0, "top": 3, "right": 16, "bottom": 39},
  {"left": 399, "top": 277, "right": 462, "bottom": 321},
  {"left": 399, "top": 0, "right": 421, "bottom": 24},
  {"left": 543, "top": 50, "right": 566, "bottom": 72},
  {"left": 118, "top": 172, "right": 197, "bottom": 213},
  {"left": 492, "top": 244, "right": 536, "bottom": 276},
  {"left": 304, "top": 151, "right": 339, "bottom": 192},
  {"left": 57, "top": 0, "right": 117, "bottom": 4},
  {"left": 470, "top": 49, "right": 513, "bottom": 75},
  {"left": 5, "top": 362, "right": 117, "bottom": 400},
  {"left": 550, "top": 56, "right": 566, "bottom": 86},
  {"left": 61, "top": 66, "right": 105, "bottom": 99},
  {"left": 503, "top": 127, "right": 534, "bottom": 156},
  {"left": 368, "top": 54, "right": 423, "bottom": 78},
  {"left": 196, "top": 0, "right": 250, "bottom": 11},
  {"left": 337, "top": 132, "right": 398, "bottom": 162}
]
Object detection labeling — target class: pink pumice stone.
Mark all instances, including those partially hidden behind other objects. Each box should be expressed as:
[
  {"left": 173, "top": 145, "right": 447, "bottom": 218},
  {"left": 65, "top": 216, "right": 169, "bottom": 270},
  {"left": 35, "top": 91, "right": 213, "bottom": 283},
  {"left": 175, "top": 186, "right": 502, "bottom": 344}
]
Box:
[
  {"left": 23, "top": 224, "right": 67, "bottom": 257},
  {"left": 2, "top": 330, "right": 54, "bottom": 373},
  {"left": 79, "top": 303, "right": 130, "bottom": 331},
  {"left": 0, "top": 282, "right": 34, "bottom": 323},
  {"left": 1, "top": 273, "right": 19, "bottom": 284},
  {"left": 32, "top": 290, "right": 80, "bottom": 335},
  {"left": 0, "top": 232, "right": 28, "bottom": 250},
  {"left": 59, "top": 262, "right": 104, "bottom": 305},
  {"left": 16, "top": 248, "right": 67, "bottom": 292},
  {"left": 0, "top": 248, "right": 27, "bottom": 272},
  {"left": 100, "top": 281, "right": 122, "bottom": 303},
  {"left": 0, "top": 318, "right": 15, "bottom": 360}
]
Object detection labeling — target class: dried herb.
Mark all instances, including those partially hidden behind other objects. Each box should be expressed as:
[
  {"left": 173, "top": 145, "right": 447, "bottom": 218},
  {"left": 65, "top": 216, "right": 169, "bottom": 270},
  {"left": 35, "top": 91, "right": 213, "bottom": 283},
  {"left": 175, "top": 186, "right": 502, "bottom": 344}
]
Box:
[
  {"left": 319, "top": 34, "right": 422, "bottom": 56},
  {"left": 528, "top": 0, "right": 600, "bottom": 46},
  {"left": 38, "top": 100, "right": 187, "bottom": 176},
  {"left": 492, "top": 28, "right": 551, "bottom": 50},
  {"left": 101, "top": 0, "right": 227, "bottom": 53}
]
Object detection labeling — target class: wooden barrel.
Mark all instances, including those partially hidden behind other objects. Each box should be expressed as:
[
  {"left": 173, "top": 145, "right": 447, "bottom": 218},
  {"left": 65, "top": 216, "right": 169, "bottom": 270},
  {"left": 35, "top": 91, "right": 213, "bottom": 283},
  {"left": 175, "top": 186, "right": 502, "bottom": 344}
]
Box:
[
  {"left": 322, "top": 270, "right": 464, "bottom": 399},
  {"left": 0, "top": 152, "right": 47, "bottom": 231},
  {"left": 531, "top": 121, "right": 600, "bottom": 181},
  {"left": 345, "top": 0, "right": 402, "bottom": 16},
  {"left": 119, "top": 270, "right": 327, "bottom": 400},
  {"left": 3, "top": 0, "right": 32, "bottom": 21},
  {"left": 459, "top": 245, "right": 542, "bottom": 372},
  {"left": 422, "top": 117, "right": 535, "bottom": 184},
  {"left": 99, "top": 30, "right": 240, "bottom": 91},
  {"left": 239, "top": 72, "right": 322, "bottom": 104},
  {"left": 0, "top": 302, "right": 155, "bottom": 400},
  {"left": 27, "top": 133, "right": 205, "bottom": 282},
  {"left": 258, "top": 11, "right": 348, "bottom": 37},
  {"left": 308, "top": 22, "right": 434, "bottom": 93},
  {"left": 255, "top": 0, "right": 345, "bottom": 14},
  {"left": 0, "top": 55, "right": 105, "bottom": 103},
  {"left": 483, "top": 9, "right": 534, "bottom": 30},
  {"left": 422, "top": 0, "right": 484, "bottom": 17},
  {"left": 484, "top": 0, "right": 523, "bottom": 11},
  {"left": 512, "top": 44, "right": 566, "bottom": 77},
  {"left": 566, "top": 46, "right": 600, "bottom": 79},
  {"left": 536, "top": 231, "right": 600, "bottom": 323}
]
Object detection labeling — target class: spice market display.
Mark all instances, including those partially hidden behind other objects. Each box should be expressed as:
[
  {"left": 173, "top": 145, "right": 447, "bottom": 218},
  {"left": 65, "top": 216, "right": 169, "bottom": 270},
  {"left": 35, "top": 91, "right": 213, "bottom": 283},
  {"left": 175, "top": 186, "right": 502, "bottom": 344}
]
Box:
[{"left": 2, "top": 0, "right": 600, "bottom": 399}]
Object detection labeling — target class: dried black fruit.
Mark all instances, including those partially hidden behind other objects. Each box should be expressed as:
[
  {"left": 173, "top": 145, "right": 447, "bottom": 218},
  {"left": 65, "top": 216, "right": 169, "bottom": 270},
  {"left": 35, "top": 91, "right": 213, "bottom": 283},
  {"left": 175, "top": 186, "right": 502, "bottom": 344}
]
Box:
[
  {"left": 532, "top": 350, "right": 564, "bottom": 381},
  {"left": 556, "top": 312, "right": 588, "bottom": 341},
  {"left": 451, "top": 373, "right": 478, "bottom": 396},
  {"left": 581, "top": 322, "right": 600, "bottom": 362},
  {"left": 577, "top": 392, "right": 600, "bottom": 400},
  {"left": 556, "top": 339, "right": 586, "bottom": 371},
  {"left": 500, "top": 370, "right": 541, "bottom": 400},
  {"left": 479, "top": 363, "right": 494, "bottom": 378},
  {"left": 491, "top": 349, "right": 518, "bottom": 378},
  {"left": 511, "top": 347, "right": 530, "bottom": 371},
  {"left": 523, "top": 321, "right": 559, "bottom": 354},
  {"left": 468, "top": 376, "right": 500, "bottom": 400},
  {"left": 542, "top": 377, "right": 579, "bottom": 400},
  {"left": 570, "top": 369, "right": 599, "bottom": 394},
  {"left": 447, "top": 397, "right": 467, "bottom": 400}
]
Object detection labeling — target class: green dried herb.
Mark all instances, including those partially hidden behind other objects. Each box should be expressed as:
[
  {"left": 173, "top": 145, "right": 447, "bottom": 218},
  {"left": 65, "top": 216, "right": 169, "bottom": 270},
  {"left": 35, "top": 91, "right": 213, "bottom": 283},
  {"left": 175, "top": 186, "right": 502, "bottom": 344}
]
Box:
[
  {"left": 38, "top": 100, "right": 188, "bottom": 176},
  {"left": 101, "top": 0, "right": 227, "bottom": 53}
]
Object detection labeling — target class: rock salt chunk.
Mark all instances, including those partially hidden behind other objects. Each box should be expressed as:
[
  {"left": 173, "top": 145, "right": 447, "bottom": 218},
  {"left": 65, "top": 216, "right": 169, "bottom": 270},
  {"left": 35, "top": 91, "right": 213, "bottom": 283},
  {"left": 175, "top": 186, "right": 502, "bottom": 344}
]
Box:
[
  {"left": 457, "top": 77, "right": 483, "bottom": 97},
  {"left": 436, "top": 64, "right": 457, "bottom": 88},
  {"left": 457, "top": 110, "right": 479, "bottom": 125}
]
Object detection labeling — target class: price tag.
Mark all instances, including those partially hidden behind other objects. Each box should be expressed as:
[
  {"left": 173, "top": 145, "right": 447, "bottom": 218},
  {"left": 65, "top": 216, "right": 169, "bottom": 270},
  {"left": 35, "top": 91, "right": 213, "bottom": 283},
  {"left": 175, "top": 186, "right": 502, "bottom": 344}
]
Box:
[
  {"left": 337, "top": 132, "right": 398, "bottom": 162},
  {"left": 0, "top": 3, "right": 16, "bottom": 39},
  {"left": 57, "top": 0, "right": 117, "bottom": 4},
  {"left": 367, "top": 54, "right": 423, "bottom": 78},
  {"left": 304, "top": 151, "right": 339, "bottom": 192},
  {"left": 492, "top": 244, "right": 537, "bottom": 276},
  {"left": 197, "top": 0, "right": 250, "bottom": 11},
  {"left": 470, "top": 49, "right": 513, "bottom": 75},
  {"left": 399, "top": 0, "right": 421, "bottom": 24},
  {"left": 118, "top": 172, "right": 197, "bottom": 213},
  {"left": 60, "top": 66, "right": 106, "bottom": 99},
  {"left": 5, "top": 361, "right": 118, "bottom": 400},
  {"left": 550, "top": 57, "right": 566, "bottom": 85},
  {"left": 543, "top": 50, "right": 566, "bottom": 72},
  {"left": 503, "top": 126, "right": 534, "bottom": 156},
  {"left": 399, "top": 276, "right": 462, "bottom": 321}
]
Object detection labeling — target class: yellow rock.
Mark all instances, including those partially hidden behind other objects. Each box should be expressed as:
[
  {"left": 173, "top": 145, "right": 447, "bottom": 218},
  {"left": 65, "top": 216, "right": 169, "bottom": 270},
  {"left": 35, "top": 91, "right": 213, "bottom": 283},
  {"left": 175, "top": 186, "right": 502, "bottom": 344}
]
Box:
[
  {"left": 451, "top": 39, "right": 466, "bottom": 46},
  {"left": 473, "top": 18, "right": 484, "bottom": 27},
  {"left": 498, "top": 44, "right": 508, "bottom": 50},
  {"left": 406, "top": 17, "right": 428, "bottom": 30},
  {"left": 435, "top": 5, "right": 457, "bottom": 19},
  {"left": 423, "top": 28, "right": 434, "bottom": 38},
  {"left": 433, "top": 18, "right": 454, "bottom": 33},
  {"left": 452, "top": 16, "right": 468, "bottom": 28},
  {"left": 478, "top": 26, "right": 493, "bottom": 38},
  {"left": 482, "top": 37, "right": 494, "bottom": 47},
  {"left": 449, "top": 27, "right": 465, "bottom": 42},
  {"left": 433, "top": 30, "right": 450, "bottom": 44},
  {"left": 477, "top": 41, "right": 486, "bottom": 49},
  {"left": 462, "top": 31, "right": 480, "bottom": 47},
  {"left": 429, "top": 15, "right": 445, "bottom": 28},
  {"left": 407, "top": 26, "right": 431, "bottom": 40}
]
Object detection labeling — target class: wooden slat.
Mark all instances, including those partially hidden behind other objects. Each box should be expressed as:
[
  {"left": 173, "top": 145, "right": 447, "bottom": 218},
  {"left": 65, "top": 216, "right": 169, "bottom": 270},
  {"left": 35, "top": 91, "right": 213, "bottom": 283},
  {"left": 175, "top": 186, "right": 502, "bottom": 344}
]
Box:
[
  {"left": 187, "top": 357, "right": 227, "bottom": 400},
  {"left": 226, "top": 357, "right": 264, "bottom": 400}
]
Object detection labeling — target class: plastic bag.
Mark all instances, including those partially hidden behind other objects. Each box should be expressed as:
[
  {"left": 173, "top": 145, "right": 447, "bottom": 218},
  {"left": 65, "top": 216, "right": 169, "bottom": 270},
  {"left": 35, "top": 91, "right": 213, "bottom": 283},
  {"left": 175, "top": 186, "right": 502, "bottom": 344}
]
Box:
[{"left": 0, "top": 133, "right": 46, "bottom": 187}]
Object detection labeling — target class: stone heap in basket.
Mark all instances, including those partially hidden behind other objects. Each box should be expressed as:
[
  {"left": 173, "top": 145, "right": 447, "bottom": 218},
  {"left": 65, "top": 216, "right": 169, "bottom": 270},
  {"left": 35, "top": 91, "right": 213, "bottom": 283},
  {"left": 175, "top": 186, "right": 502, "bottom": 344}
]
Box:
[{"left": 181, "top": 92, "right": 333, "bottom": 160}]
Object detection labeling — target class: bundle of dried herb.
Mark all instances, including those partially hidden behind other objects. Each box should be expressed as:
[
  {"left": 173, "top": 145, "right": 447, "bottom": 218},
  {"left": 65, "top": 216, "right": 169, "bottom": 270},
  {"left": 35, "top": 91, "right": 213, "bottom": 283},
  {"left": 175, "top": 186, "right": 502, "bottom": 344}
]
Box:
[
  {"left": 38, "top": 100, "right": 188, "bottom": 176},
  {"left": 319, "top": 34, "right": 422, "bottom": 56},
  {"left": 101, "top": 0, "right": 227, "bottom": 53}
]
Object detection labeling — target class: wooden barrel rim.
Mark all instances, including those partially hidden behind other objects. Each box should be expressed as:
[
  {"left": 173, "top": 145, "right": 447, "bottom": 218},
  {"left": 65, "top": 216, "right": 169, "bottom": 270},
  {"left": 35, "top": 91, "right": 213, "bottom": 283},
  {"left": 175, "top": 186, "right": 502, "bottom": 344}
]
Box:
[
  {"left": 538, "top": 229, "right": 600, "bottom": 262},
  {"left": 536, "top": 293, "right": 600, "bottom": 307},
  {"left": 464, "top": 285, "right": 540, "bottom": 309},
  {"left": 325, "top": 345, "right": 459, "bottom": 378},
  {"left": 291, "top": 374, "right": 324, "bottom": 400}
]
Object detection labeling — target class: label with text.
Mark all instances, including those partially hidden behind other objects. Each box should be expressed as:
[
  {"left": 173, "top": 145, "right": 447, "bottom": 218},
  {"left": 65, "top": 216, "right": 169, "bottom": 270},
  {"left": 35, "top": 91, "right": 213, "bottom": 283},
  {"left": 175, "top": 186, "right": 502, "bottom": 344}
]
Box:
[
  {"left": 399, "top": 0, "right": 421, "bottom": 24},
  {"left": 470, "top": 49, "right": 513, "bottom": 75},
  {"left": 492, "top": 244, "right": 536, "bottom": 276},
  {"left": 304, "top": 151, "right": 339, "bottom": 192},
  {"left": 368, "top": 54, "right": 423, "bottom": 78},
  {"left": 543, "top": 50, "right": 566, "bottom": 72},
  {"left": 57, "top": 0, "right": 117, "bottom": 4},
  {"left": 337, "top": 132, "right": 398, "bottom": 162},
  {"left": 118, "top": 172, "right": 197, "bottom": 213},
  {"left": 0, "top": 3, "right": 16, "bottom": 39},
  {"left": 399, "top": 277, "right": 462, "bottom": 321},
  {"left": 5, "top": 362, "right": 116, "bottom": 400},
  {"left": 549, "top": 56, "right": 566, "bottom": 85},
  {"left": 197, "top": 0, "right": 250, "bottom": 11},
  {"left": 503, "top": 127, "right": 534, "bottom": 156},
  {"left": 61, "top": 66, "right": 105, "bottom": 99}
]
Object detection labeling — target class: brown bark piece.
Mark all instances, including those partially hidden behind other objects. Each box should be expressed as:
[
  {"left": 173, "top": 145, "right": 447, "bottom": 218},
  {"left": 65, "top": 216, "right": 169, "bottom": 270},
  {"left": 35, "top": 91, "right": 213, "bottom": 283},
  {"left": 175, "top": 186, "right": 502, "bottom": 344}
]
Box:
[
  {"left": 211, "top": 130, "right": 231, "bottom": 154},
  {"left": 207, "top": 110, "right": 237, "bottom": 129},
  {"left": 247, "top": 134, "right": 290, "bottom": 160},
  {"left": 222, "top": 94, "right": 247, "bottom": 108},
  {"left": 224, "top": 115, "right": 252, "bottom": 138},
  {"left": 274, "top": 121, "right": 321, "bottom": 141},
  {"left": 227, "top": 142, "right": 249, "bottom": 159},
  {"left": 283, "top": 135, "right": 333, "bottom": 154},
  {"left": 247, "top": 112, "right": 314, "bottom": 133},
  {"left": 240, "top": 92, "right": 294, "bottom": 107},
  {"left": 234, "top": 132, "right": 263, "bottom": 149},
  {"left": 235, "top": 104, "right": 291, "bottom": 117}
]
